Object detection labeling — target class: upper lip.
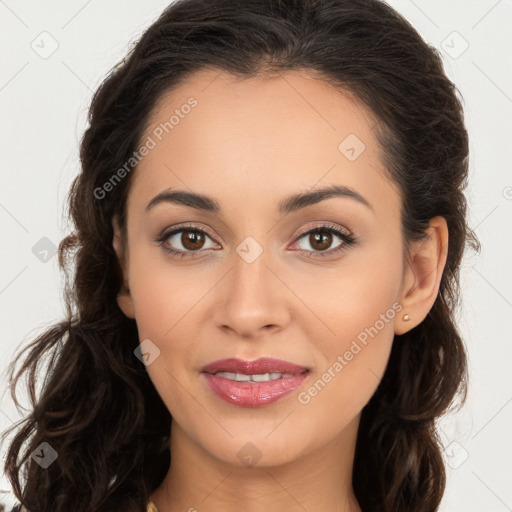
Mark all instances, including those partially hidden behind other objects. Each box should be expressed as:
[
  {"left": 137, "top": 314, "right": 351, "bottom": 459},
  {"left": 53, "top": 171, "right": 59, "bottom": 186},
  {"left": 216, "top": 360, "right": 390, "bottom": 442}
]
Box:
[{"left": 201, "top": 357, "right": 310, "bottom": 375}]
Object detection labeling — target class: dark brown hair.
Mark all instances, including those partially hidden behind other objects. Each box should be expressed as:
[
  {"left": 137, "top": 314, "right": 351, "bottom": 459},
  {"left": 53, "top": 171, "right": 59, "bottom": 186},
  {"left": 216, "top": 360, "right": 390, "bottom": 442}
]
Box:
[{"left": 1, "top": 0, "right": 480, "bottom": 510}]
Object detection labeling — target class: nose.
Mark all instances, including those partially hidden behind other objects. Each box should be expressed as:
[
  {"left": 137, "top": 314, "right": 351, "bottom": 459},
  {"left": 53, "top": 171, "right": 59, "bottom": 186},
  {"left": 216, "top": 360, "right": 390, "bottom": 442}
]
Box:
[{"left": 213, "top": 245, "right": 290, "bottom": 340}]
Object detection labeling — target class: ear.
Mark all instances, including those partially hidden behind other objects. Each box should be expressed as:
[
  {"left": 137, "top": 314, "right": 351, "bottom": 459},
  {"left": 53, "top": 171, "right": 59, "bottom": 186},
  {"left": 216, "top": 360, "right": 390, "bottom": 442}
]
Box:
[
  {"left": 395, "top": 216, "right": 449, "bottom": 335},
  {"left": 112, "top": 216, "right": 136, "bottom": 319}
]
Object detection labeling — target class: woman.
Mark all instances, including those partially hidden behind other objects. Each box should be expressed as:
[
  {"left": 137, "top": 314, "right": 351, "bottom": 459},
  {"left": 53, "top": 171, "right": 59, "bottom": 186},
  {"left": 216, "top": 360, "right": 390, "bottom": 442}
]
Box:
[{"left": 1, "top": 0, "right": 480, "bottom": 510}]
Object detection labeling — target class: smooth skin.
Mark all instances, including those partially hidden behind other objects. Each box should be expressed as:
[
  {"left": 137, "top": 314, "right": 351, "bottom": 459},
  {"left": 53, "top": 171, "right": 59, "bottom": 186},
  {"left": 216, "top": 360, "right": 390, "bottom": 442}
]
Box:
[{"left": 112, "top": 68, "right": 448, "bottom": 512}]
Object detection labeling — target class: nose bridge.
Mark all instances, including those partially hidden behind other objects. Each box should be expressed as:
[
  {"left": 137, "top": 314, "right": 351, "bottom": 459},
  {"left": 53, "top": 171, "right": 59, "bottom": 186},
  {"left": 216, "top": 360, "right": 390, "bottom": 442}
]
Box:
[
  {"left": 214, "top": 232, "right": 288, "bottom": 336},
  {"left": 231, "top": 233, "right": 276, "bottom": 299}
]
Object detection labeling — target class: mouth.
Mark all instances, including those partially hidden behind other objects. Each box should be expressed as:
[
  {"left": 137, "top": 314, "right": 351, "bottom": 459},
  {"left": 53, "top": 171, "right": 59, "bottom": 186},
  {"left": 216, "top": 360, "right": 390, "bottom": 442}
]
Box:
[{"left": 200, "top": 357, "right": 311, "bottom": 408}]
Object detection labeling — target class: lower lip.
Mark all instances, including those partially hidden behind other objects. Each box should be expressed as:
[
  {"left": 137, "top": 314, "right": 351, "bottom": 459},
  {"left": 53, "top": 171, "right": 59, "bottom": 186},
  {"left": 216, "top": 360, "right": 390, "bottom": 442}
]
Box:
[{"left": 202, "top": 372, "right": 310, "bottom": 407}]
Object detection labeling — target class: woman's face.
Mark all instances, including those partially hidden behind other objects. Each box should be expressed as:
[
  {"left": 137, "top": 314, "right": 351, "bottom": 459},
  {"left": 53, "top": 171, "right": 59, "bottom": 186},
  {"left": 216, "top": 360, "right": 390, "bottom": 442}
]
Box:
[{"left": 113, "top": 68, "right": 416, "bottom": 468}]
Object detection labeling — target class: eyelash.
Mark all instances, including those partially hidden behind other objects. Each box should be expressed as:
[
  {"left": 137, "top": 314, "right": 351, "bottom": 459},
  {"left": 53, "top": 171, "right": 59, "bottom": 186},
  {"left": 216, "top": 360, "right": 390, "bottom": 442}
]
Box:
[{"left": 155, "top": 222, "right": 358, "bottom": 260}]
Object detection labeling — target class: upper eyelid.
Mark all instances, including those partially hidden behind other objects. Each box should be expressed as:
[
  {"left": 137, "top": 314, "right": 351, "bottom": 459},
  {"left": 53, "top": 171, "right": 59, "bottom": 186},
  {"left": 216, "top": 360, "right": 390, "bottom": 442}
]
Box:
[
  {"left": 294, "top": 223, "right": 351, "bottom": 238},
  {"left": 163, "top": 223, "right": 217, "bottom": 242}
]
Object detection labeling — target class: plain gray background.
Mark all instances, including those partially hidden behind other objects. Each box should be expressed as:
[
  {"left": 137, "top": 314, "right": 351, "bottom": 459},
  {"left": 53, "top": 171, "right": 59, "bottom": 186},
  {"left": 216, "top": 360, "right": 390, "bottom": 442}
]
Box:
[{"left": 1, "top": 0, "right": 511, "bottom": 509}]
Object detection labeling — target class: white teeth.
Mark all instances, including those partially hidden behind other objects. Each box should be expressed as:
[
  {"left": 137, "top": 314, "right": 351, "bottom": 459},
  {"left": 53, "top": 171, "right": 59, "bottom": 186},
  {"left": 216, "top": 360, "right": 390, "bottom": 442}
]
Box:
[
  {"left": 251, "top": 373, "right": 272, "bottom": 382},
  {"left": 214, "top": 372, "right": 294, "bottom": 382}
]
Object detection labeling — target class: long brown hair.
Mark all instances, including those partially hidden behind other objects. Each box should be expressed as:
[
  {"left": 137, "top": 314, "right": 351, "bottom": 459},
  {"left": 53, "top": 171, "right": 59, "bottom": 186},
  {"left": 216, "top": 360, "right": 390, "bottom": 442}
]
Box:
[{"left": 1, "top": 0, "right": 480, "bottom": 510}]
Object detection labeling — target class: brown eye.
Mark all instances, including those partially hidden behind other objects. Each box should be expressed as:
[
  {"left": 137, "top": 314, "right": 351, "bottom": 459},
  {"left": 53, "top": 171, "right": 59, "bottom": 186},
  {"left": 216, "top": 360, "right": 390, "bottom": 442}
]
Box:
[
  {"left": 308, "top": 230, "right": 333, "bottom": 251},
  {"left": 180, "top": 229, "right": 206, "bottom": 251},
  {"left": 295, "top": 227, "right": 343, "bottom": 253},
  {"left": 292, "top": 224, "right": 358, "bottom": 259},
  {"left": 159, "top": 226, "right": 217, "bottom": 255}
]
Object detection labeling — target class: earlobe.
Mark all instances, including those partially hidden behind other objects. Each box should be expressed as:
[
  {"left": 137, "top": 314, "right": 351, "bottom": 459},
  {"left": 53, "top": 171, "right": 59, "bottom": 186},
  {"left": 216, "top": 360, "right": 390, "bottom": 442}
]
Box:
[
  {"left": 395, "top": 216, "right": 449, "bottom": 335},
  {"left": 116, "top": 289, "right": 136, "bottom": 319},
  {"left": 112, "top": 216, "right": 136, "bottom": 319}
]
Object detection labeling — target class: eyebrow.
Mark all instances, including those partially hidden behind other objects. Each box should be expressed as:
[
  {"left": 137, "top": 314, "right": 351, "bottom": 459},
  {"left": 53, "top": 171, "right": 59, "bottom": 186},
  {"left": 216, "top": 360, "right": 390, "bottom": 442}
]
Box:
[{"left": 145, "top": 184, "right": 374, "bottom": 215}]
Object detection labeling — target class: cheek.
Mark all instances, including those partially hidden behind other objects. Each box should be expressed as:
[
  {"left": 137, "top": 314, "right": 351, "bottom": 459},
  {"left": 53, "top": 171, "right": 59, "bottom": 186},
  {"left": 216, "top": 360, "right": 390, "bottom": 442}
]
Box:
[
  {"left": 128, "top": 248, "right": 214, "bottom": 342},
  {"left": 125, "top": 252, "right": 206, "bottom": 392},
  {"left": 292, "top": 238, "right": 402, "bottom": 421},
  {"left": 289, "top": 232, "right": 403, "bottom": 348},
  {"left": 296, "top": 305, "right": 396, "bottom": 442}
]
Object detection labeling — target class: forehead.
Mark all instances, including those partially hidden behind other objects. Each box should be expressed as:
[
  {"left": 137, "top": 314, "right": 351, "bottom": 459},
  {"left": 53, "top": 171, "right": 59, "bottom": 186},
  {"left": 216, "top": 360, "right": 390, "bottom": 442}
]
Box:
[{"left": 128, "top": 67, "right": 400, "bottom": 218}]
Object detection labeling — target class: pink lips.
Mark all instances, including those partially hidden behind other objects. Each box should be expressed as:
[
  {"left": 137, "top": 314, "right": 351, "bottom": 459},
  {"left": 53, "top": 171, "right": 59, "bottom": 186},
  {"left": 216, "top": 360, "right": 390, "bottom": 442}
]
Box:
[
  {"left": 201, "top": 357, "right": 309, "bottom": 375},
  {"left": 200, "top": 357, "right": 310, "bottom": 408}
]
